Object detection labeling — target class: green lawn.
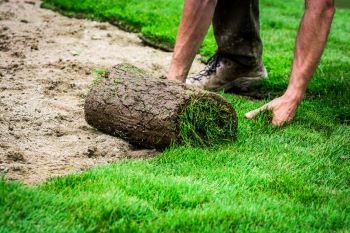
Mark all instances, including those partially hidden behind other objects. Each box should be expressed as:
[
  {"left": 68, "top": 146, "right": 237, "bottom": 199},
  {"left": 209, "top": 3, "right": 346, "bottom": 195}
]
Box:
[{"left": 1, "top": 0, "right": 349, "bottom": 232}]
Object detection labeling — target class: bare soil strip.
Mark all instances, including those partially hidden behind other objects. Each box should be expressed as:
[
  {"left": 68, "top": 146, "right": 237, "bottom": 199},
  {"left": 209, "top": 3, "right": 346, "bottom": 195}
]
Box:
[{"left": 0, "top": 0, "right": 204, "bottom": 184}]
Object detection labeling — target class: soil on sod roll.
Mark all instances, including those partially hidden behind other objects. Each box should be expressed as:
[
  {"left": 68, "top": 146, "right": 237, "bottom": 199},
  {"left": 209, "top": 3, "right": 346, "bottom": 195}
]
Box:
[{"left": 84, "top": 64, "right": 237, "bottom": 149}]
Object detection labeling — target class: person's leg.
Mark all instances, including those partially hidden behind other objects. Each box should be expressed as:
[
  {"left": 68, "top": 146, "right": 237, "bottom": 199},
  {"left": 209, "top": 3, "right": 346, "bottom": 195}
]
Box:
[
  {"left": 186, "top": 0, "right": 267, "bottom": 91},
  {"left": 213, "top": 0, "right": 262, "bottom": 66}
]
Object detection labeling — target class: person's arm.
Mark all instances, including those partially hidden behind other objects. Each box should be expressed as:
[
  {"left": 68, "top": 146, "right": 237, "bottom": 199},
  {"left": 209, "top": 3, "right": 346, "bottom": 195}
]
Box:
[
  {"left": 167, "top": 0, "right": 217, "bottom": 82},
  {"left": 246, "top": 0, "right": 335, "bottom": 126}
]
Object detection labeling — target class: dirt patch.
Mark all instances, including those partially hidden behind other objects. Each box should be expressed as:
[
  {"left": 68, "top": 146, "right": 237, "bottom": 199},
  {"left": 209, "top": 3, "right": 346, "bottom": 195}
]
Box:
[{"left": 0, "top": 0, "right": 204, "bottom": 184}]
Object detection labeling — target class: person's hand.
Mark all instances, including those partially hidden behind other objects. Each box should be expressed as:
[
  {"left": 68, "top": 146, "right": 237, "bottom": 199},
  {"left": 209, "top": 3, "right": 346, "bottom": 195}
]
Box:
[{"left": 245, "top": 93, "right": 302, "bottom": 126}]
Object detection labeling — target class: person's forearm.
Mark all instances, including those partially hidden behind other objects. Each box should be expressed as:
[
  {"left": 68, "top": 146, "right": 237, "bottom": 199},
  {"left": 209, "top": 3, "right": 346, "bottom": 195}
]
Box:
[
  {"left": 285, "top": 0, "right": 335, "bottom": 102},
  {"left": 167, "top": 0, "right": 217, "bottom": 82}
]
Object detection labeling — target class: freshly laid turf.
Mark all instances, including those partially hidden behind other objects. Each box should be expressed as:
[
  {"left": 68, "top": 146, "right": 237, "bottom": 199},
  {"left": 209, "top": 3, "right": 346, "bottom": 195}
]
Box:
[{"left": 1, "top": 0, "right": 349, "bottom": 232}]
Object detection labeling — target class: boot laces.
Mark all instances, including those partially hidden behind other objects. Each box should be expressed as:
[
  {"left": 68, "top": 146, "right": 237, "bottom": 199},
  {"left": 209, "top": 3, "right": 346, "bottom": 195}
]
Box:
[{"left": 192, "top": 54, "right": 220, "bottom": 81}]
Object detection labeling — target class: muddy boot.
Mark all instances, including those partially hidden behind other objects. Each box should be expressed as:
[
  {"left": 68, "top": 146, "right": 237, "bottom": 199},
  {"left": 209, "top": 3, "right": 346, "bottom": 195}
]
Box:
[
  {"left": 187, "top": 0, "right": 267, "bottom": 92},
  {"left": 186, "top": 54, "right": 267, "bottom": 91}
]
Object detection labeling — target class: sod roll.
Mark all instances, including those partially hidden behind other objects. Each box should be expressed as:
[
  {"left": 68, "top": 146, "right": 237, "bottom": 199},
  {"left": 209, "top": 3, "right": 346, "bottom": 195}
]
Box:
[{"left": 84, "top": 63, "right": 237, "bottom": 149}]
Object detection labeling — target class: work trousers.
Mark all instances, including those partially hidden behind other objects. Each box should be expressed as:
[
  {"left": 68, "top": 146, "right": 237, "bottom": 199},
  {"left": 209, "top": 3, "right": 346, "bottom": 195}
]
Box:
[{"left": 213, "top": 0, "right": 262, "bottom": 66}]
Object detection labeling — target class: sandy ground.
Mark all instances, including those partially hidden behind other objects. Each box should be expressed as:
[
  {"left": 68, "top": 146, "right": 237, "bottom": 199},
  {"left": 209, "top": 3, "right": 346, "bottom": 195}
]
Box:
[{"left": 0, "top": 0, "right": 203, "bottom": 184}]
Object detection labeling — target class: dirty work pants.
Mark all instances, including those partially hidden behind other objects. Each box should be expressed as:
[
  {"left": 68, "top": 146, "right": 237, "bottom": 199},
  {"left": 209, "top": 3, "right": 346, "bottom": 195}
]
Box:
[{"left": 213, "top": 0, "right": 262, "bottom": 66}]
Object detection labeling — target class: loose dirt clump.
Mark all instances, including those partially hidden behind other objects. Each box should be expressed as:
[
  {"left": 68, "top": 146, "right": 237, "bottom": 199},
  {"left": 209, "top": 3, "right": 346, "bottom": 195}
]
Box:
[{"left": 0, "top": 0, "right": 205, "bottom": 184}]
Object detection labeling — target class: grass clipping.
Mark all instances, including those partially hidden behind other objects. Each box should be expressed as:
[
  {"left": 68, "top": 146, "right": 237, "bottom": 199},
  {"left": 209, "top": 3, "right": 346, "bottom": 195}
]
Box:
[{"left": 178, "top": 95, "right": 237, "bottom": 147}]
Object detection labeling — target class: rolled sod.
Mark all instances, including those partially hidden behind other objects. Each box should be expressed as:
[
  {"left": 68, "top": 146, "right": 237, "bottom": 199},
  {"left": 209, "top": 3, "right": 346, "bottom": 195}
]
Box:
[{"left": 84, "top": 64, "right": 237, "bottom": 149}]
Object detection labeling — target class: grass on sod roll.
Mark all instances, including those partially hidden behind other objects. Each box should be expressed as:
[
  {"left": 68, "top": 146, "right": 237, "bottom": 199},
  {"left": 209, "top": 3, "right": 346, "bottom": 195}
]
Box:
[
  {"left": 1, "top": 0, "right": 349, "bottom": 232},
  {"left": 179, "top": 97, "right": 237, "bottom": 147}
]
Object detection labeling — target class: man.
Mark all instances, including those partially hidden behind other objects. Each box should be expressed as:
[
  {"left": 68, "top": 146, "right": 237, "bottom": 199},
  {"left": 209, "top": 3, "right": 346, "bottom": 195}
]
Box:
[{"left": 167, "top": 0, "right": 335, "bottom": 126}]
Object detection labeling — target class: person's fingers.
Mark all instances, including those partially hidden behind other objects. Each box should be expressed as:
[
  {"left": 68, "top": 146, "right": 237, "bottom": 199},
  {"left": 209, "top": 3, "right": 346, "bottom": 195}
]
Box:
[
  {"left": 272, "top": 114, "right": 293, "bottom": 126},
  {"left": 272, "top": 110, "right": 295, "bottom": 126},
  {"left": 245, "top": 104, "right": 269, "bottom": 119},
  {"left": 272, "top": 117, "right": 284, "bottom": 126},
  {"left": 245, "top": 109, "right": 260, "bottom": 119}
]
